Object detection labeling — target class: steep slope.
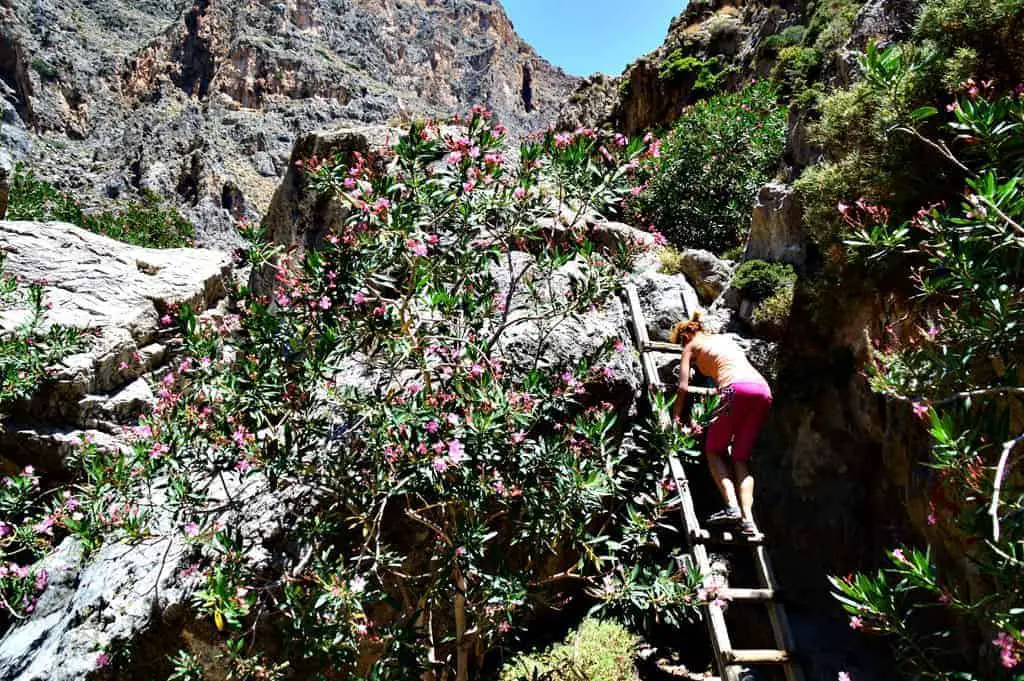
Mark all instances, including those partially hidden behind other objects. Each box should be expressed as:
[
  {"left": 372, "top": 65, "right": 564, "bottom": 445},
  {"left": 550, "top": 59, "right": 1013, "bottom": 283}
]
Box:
[
  {"left": 560, "top": 0, "right": 801, "bottom": 134},
  {"left": 0, "top": 0, "right": 576, "bottom": 245}
]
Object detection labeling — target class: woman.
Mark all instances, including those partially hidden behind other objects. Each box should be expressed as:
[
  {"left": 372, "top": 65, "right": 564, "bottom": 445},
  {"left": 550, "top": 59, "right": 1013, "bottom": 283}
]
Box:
[{"left": 670, "top": 311, "right": 772, "bottom": 538}]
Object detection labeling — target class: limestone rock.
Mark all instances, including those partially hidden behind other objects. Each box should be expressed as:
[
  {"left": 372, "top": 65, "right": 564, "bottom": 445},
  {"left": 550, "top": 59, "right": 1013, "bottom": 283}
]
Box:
[
  {"left": 0, "top": 0, "right": 577, "bottom": 247},
  {"left": 0, "top": 221, "right": 230, "bottom": 465},
  {"left": 252, "top": 125, "right": 398, "bottom": 296},
  {"left": 847, "top": 0, "right": 923, "bottom": 51},
  {"left": 629, "top": 270, "right": 699, "bottom": 342},
  {"left": 745, "top": 182, "right": 807, "bottom": 269},
  {"left": 490, "top": 252, "right": 642, "bottom": 400},
  {"left": 676, "top": 249, "right": 733, "bottom": 305}
]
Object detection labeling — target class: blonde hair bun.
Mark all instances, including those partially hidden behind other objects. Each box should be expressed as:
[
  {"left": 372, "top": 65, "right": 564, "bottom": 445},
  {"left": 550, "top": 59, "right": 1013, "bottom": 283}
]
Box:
[{"left": 670, "top": 309, "right": 706, "bottom": 345}]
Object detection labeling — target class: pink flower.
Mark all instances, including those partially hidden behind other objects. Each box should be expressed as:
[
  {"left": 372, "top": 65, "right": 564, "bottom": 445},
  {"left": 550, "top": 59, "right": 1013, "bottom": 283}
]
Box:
[
  {"left": 406, "top": 382, "right": 422, "bottom": 395},
  {"left": 911, "top": 401, "right": 930, "bottom": 421},
  {"left": 353, "top": 291, "right": 367, "bottom": 306},
  {"left": 892, "top": 548, "right": 909, "bottom": 565},
  {"left": 133, "top": 424, "right": 153, "bottom": 439},
  {"left": 426, "top": 419, "right": 440, "bottom": 434},
  {"left": 448, "top": 440, "right": 466, "bottom": 464},
  {"left": 318, "top": 296, "right": 332, "bottom": 310},
  {"left": 149, "top": 442, "right": 169, "bottom": 459},
  {"left": 849, "top": 616, "right": 863, "bottom": 630},
  {"left": 276, "top": 292, "right": 291, "bottom": 307},
  {"left": 994, "top": 632, "right": 1022, "bottom": 669},
  {"left": 463, "top": 179, "right": 476, "bottom": 193},
  {"left": 432, "top": 457, "right": 449, "bottom": 473},
  {"left": 96, "top": 653, "right": 110, "bottom": 668},
  {"left": 0, "top": 522, "right": 11, "bottom": 538},
  {"left": 511, "top": 431, "right": 526, "bottom": 444},
  {"left": 407, "top": 239, "right": 428, "bottom": 257},
  {"left": 469, "top": 364, "right": 484, "bottom": 379},
  {"left": 232, "top": 427, "right": 251, "bottom": 447},
  {"left": 160, "top": 314, "right": 172, "bottom": 326},
  {"left": 513, "top": 187, "right": 526, "bottom": 200},
  {"left": 350, "top": 575, "right": 367, "bottom": 593},
  {"left": 838, "top": 673, "right": 852, "bottom": 681},
  {"left": 184, "top": 522, "right": 200, "bottom": 537},
  {"left": 34, "top": 569, "right": 48, "bottom": 592},
  {"left": 614, "top": 338, "right": 626, "bottom": 352},
  {"left": 235, "top": 459, "right": 253, "bottom": 473}
]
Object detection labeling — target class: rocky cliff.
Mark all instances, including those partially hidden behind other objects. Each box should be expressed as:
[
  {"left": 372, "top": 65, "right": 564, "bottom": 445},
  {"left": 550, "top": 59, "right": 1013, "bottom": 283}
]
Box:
[
  {"left": 560, "top": 0, "right": 800, "bottom": 134},
  {"left": 0, "top": 0, "right": 576, "bottom": 245}
]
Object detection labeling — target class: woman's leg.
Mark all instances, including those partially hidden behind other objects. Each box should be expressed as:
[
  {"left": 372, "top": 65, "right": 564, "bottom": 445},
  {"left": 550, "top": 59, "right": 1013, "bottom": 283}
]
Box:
[
  {"left": 734, "top": 459, "right": 755, "bottom": 522},
  {"left": 708, "top": 450, "right": 741, "bottom": 511},
  {"left": 729, "top": 383, "right": 773, "bottom": 528},
  {"left": 704, "top": 394, "right": 740, "bottom": 511}
]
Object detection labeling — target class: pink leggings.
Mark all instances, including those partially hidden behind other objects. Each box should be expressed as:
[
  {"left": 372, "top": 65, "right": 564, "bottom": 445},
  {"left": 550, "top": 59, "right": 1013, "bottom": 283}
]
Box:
[{"left": 705, "top": 382, "right": 773, "bottom": 462}]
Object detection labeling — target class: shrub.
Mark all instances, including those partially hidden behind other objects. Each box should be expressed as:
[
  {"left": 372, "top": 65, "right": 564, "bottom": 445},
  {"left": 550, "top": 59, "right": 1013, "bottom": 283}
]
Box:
[
  {"left": 30, "top": 58, "right": 58, "bottom": 80},
  {"left": 656, "top": 246, "right": 685, "bottom": 274},
  {"left": 828, "top": 59, "right": 1024, "bottom": 679},
  {"left": 634, "top": 81, "right": 786, "bottom": 254},
  {"left": 751, "top": 284, "right": 794, "bottom": 334},
  {"left": 731, "top": 259, "right": 796, "bottom": 302},
  {"left": 762, "top": 24, "right": 808, "bottom": 53},
  {"left": 657, "top": 52, "right": 731, "bottom": 94},
  {"left": 772, "top": 46, "right": 823, "bottom": 97},
  {"left": 8, "top": 166, "right": 195, "bottom": 249},
  {"left": 1, "top": 112, "right": 722, "bottom": 677},
  {"left": 499, "top": 619, "right": 640, "bottom": 681}
]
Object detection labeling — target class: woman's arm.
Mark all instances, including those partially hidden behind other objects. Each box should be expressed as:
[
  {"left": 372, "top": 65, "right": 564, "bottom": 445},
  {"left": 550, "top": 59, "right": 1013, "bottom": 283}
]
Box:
[{"left": 672, "top": 344, "right": 693, "bottom": 423}]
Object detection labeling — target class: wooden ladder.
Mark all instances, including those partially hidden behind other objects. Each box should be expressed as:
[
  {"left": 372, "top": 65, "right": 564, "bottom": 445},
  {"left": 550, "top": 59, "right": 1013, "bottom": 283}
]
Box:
[{"left": 625, "top": 283, "right": 804, "bottom": 681}]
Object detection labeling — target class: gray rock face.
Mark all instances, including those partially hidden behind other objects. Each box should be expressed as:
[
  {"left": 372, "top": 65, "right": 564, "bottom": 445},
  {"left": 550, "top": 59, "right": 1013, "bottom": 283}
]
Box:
[
  {"left": 847, "top": 0, "right": 923, "bottom": 50},
  {"left": 745, "top": 181, "right": 807, "bottom": 269},
  {"left": 629, "top": 270, "right": 699, "bottom": 342},
  {"left": 490, "top": 251, "right": 642, "bottom": 398},
  {"left": 676, "top": 249, "right": 733, "bottom": 305},
  {"left": 0, "top": 0, "right": 577, "bottom": 247},
  {"left": 0, "top": 220, "right": 231, "bottom": 470},
  {"left": 252, "top": 124, "right": 399, "bottom": 296}
]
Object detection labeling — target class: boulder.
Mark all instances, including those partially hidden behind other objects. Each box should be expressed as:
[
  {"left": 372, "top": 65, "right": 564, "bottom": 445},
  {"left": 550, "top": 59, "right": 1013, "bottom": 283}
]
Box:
[
  {"left": 676, "top": 249, "right": 733, "bottom": 305},
  {"left": 490, "top": 252, "right": 642, "bottom": 400},
  {"left": 0, "top": 471, "right": 318, "bottom": 681},
  {"left": 745, "top": 182, "right": 807, "bottom": 269},
  {"left": 251, "top": 125, "right": 400, "bottom": 296},
  {"left": 628, "top": 270, "right": 699, "bottom": 342},
  {"left": 0, "top": 221, "right": 231, "bottom": 467}
]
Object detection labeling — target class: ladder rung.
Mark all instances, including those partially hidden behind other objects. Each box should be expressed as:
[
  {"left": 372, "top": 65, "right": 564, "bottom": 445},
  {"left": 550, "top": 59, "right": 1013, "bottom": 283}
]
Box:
[
  {"left": 720, "top": 587, "right": 776, "bottom": 602},
  {"left": 691, "top": 529, "right": 765, "bottom": 545},
  {"left": 722, "top": 649, "right": 792, "bottom": 665},
  {"left": 644, "top": 340, "right": 683, "bottom": 352}
]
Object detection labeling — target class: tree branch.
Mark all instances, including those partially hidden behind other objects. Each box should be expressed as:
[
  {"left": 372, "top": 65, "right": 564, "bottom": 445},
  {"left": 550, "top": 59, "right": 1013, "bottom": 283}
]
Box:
[{"left": 990, "top": 433, "right": 1023, "bottom": 543}]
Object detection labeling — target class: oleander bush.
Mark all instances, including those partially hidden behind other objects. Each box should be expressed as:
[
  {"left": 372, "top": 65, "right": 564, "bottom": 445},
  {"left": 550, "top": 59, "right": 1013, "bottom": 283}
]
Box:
[
  {"left": 8, "top": 165, "right": 195, "bottom": 248},
  {"left": 634, "top": 81, "right": 786, "bottom": 254},
  {"left": 0, "top": 111, "right": 725, "bottom": 679},
  {"left": 826, "top": 45, "right": 1024, "bottom": 679}
]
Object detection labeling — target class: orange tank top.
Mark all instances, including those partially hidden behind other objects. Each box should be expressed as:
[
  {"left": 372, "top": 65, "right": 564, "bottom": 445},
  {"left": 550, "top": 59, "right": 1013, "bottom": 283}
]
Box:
[{"left": 690, "top": 334, "right": 765, "bottom": 388}]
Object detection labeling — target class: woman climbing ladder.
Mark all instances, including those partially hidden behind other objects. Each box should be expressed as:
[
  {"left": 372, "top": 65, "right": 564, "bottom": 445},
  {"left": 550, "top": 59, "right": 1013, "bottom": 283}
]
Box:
[{"left": 670, "top": 311, "right": 773, "bottom": 538}]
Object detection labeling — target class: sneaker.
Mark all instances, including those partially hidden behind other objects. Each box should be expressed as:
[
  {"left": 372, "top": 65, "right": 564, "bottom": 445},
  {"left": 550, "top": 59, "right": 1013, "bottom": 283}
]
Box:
[
  {"left": 705, "top": 507, "right": 742, "bottom": 527},
  {"left": 740, "top": 520, "right": 762, "bottom": 539}
]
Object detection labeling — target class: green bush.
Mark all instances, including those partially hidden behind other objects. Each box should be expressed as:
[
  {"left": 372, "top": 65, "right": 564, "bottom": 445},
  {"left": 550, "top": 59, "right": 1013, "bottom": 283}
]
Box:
[
  {"left": 499, "top": 619, "right": 640, "bottom": 681},
  {"left": 772, "top": 46, "right": 824, "bottom": 97},
  {"left": 635, "top": 81, "right": 786, "bottom": 254},
  {"left": 763, "top": 24, "right": 808, "bottom": 53},
  {"left": 731, "top": 259, "right": 796, "bottom": 302},
  {"left": 8, "top": 166, "right": 195, "bottom": 249},
  {"left": 751, "top": 284, "right": 794, "bottom": 334},
  {"left": 657, "top": 51, "right": 731, "bottom": 94}
]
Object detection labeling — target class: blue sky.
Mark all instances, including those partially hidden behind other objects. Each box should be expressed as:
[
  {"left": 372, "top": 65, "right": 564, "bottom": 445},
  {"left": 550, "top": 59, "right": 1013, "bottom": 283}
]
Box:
[{"left": 502, "top": 0, "right": 685, "bottom": 77}]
